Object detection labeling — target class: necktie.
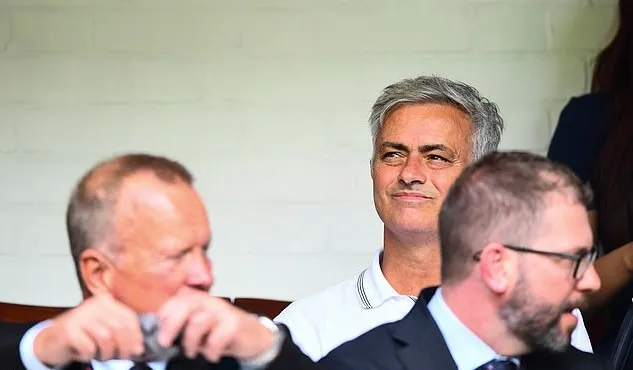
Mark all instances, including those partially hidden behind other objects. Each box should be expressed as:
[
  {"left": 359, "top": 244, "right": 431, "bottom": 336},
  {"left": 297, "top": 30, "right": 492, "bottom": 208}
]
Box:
[
  {"left": 129, "top": 363, "right": 152, "bottom": 370},
  {"left": 476, "top": 359, "right": 518, "bottom": 370}
]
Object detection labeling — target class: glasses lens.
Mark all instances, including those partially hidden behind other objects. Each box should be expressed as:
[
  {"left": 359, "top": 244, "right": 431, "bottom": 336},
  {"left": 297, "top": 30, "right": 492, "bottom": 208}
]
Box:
[{"left": 575, "top": 249, "right": 597, "bottom": 279}]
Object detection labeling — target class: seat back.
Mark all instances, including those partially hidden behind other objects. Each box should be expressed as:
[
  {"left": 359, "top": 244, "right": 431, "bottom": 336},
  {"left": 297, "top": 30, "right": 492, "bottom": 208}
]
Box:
[
  {"left": 0, "top": 302, "right": 70, "bottom": 323},
  {"left": 234, "top": 298, "right": 291, "bottom": 319},
  {"left": 0, "top": 297, "right": 291, "bottom": 323}
]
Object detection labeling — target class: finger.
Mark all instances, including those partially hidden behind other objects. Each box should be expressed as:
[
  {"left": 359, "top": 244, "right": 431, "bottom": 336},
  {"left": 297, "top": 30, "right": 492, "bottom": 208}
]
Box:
[
  {"left": 181, "top": 310, "right": 214, "bottom": 359},
  {"left": 158, "top": 289, "right": 193, "bottom": 321},
  {"left": 158, "top": 296, "right": 198, "bottom": 347},
  {"left": 85, "top": 321, "right": 116, "bottom": 361},
  {"left": 175, "top": 285, "right": 200, "bottom": 297},
  {"left": 110, "top": 306, "right": 145, "bottom": 358},
  {"left": 66, "top": 326, "right": 98, "bottom": 363},
  {"left": 112, "top": 299, "right": 145, "bottom": 358},
  {"left": 202, "top": 316, "right": 237, "bottom": 363},
  {"left": 92, "top": 298, "right": 134, "bottom": 359},
  {"left": 91, "top": 297, "right": 143, "bottom": 360},
  {"left": 58, "top": 295, "right": 124, "bottom": 363}
]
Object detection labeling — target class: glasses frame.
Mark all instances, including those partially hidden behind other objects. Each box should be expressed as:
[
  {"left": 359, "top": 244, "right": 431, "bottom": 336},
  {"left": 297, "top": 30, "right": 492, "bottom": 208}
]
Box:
[{"left": 473, "top": 244, "right": 598, "bottom": 279}]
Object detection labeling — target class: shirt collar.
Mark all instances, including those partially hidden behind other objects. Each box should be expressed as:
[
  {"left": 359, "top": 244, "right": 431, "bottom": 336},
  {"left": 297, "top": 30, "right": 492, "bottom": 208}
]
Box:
[
  {"left": 355, "top": 249, "right": 417, "bottom": 309},
  {"left": 427, "top": 288, "right": 520, "bottom": 370},
  {"left": 92, "top": 359, "right": 166, "bottom": 370}
]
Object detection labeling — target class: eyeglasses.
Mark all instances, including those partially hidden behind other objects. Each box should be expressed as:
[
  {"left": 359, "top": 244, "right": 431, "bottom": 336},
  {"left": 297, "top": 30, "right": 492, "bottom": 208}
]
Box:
[{"left": 473, "top": 244, "right": 598, "bottom": 280}]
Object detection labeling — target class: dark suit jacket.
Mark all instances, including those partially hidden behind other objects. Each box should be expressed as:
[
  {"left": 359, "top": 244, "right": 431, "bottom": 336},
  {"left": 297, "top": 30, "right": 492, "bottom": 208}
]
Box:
[
  {"left": 318, "top": 287, "right": 609, "bottom": 370},
  {"left": 0, "top": 321, "right": 36, "bottom": 348},
  {"left": 0, "top": 324, "right": 334, "bottom": 370}
]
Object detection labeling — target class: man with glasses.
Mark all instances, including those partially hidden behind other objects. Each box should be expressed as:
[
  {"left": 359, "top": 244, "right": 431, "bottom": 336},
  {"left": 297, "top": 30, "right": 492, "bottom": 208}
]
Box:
[{"left": 317, "top": 151, "right": 608, "bottom": 370}]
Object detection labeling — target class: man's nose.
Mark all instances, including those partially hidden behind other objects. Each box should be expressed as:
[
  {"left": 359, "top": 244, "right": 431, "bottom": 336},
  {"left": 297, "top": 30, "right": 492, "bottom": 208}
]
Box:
[
  {"left": 576, "top": 263, "right": 601, "bottom": 293},
  {"left": 399, "top": 157, "right": 427, "bottom": 185},
  {"left": 187, "top": 248, "right": 214, "bottom": 290}
]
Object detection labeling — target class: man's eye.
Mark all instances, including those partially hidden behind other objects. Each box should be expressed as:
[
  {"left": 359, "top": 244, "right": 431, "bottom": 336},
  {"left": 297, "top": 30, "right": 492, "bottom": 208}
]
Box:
[
  {"left": 171, "top": 249, "right": 190, "bottom": 259},
  {"left": 382, "top": 152, "right": 401, "bottom": 159},
  {"left": 428, "top": 154, "right": 448, "bottom": 161}
]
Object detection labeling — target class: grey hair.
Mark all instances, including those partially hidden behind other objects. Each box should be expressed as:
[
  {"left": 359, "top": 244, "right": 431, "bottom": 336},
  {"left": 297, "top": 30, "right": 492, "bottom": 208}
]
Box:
[{"left": 369, "top": 75, "right": 504, "bottom": 160}]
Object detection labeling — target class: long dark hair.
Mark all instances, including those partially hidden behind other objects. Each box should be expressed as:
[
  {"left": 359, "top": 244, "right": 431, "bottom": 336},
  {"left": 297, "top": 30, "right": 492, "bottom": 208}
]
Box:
[{"left": 592, "top": 0, "right": 633, "bottom": 250}]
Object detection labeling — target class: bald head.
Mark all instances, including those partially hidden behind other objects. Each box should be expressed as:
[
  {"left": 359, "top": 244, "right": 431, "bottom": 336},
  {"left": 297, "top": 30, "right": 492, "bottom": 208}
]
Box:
[{"left": 66, "top": 153, "right": 194, "bottom": 293}]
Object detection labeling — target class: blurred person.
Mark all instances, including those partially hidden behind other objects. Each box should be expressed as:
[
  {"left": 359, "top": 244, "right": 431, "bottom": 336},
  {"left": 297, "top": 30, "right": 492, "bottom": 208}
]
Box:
[{"left": 1, "top": 153, "right": 343, "bottom": 370}]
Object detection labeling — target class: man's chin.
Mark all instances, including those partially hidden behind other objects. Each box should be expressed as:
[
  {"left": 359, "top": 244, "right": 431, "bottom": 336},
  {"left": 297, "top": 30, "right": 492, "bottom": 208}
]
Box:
[
  {"left": 535, "top": 315, "right": 576, "bottom": 353},
  {"left": 386, "top": 217, "right": 436, "bottom": 232}
]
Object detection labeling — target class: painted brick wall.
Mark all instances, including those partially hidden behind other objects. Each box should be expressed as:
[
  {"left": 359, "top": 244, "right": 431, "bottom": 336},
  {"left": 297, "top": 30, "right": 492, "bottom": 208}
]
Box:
[{"left": 0, "top": 0, "right": 617, "bottom": 305}]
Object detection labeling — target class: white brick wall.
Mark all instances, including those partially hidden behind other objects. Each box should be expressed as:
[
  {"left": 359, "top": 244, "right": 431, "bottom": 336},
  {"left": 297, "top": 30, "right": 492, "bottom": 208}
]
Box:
[{"left": 0, "top": 0, "right": 617, "bottom": 306}]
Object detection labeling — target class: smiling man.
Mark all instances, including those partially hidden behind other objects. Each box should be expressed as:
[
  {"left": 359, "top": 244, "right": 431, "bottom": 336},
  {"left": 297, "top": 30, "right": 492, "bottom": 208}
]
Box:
[{"left": 274, "top": 75, "right": 594, "bottom": 360}]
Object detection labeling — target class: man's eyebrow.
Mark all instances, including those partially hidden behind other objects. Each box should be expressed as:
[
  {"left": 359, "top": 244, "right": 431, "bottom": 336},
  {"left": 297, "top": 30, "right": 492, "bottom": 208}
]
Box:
[
  {"left": 419, "top": 144, "right": 451, "bottom": 153},
  {"left": 380, "top": 142, "right": 454, "bottom": 154},
  {"left": 380, "top": 142, "right": 409, "bottom": 152}
]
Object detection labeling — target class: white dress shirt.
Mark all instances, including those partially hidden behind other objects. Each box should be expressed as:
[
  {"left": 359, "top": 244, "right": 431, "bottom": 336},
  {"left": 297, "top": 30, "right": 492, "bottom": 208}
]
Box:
[
  {"left": 427, "top": 287, "right": 520, "bottom": 370},
  {"left": 274, "top": 249, "right": 594, "bottom": 361},
  {"left": 20, "top": 321, "right": 166, "bottom": 370}
]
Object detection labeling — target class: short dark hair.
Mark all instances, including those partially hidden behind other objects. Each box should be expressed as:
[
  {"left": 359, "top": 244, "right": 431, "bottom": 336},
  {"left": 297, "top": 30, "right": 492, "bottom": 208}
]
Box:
[
  {"left": 438, "top": 151, "right": 593, "bottom": 284},
  {"left": 66, "top": 153, "right": 194, "bottom": 292}
]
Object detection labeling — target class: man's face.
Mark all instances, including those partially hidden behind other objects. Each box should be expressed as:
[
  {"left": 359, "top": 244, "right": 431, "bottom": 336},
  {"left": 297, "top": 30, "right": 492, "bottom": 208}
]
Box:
[
  {"left": 499, "top": 191, "right": 601, "bottom": 352},
  {"left": 108, "top": 173, "right": 214, "bottom": 313},
  {"left": 371, "top": 103, "right": 472, "bottom": 238}
]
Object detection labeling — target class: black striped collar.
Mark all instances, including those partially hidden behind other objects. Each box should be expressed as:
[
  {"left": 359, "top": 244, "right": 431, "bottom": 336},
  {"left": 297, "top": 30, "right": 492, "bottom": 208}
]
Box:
[{"left": 355, "top": 250, "right": 418, "bottom": 309}]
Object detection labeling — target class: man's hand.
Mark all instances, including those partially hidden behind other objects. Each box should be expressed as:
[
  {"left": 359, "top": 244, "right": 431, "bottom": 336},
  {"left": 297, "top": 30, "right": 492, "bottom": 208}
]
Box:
[
  {"left": 157, "top": 288, "right": 276, "bottom": 363},
  {"left": 33, "top": 293, "right": 144, "bottom": 366}
]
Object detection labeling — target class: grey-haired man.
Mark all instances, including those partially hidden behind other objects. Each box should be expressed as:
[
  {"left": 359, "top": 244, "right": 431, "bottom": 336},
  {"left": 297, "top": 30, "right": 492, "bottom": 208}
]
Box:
[{"left": 274, "top": 75, "right": 593, "bottom": 360}]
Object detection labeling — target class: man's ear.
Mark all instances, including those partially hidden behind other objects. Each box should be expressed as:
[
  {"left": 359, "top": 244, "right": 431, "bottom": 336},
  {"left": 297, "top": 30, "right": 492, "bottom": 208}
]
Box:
[
  {"left": 80, "top": 248, "right": 115, "bottom": 296},
  {"left": 478, "top": 242, "right": 513, "bottom": 295}
]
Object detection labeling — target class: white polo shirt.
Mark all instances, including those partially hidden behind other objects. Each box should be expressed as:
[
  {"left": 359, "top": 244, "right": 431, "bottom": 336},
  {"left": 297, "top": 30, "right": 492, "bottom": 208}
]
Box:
[{"left": 274, "top": 250, "right": 594, "bottom": 361}]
